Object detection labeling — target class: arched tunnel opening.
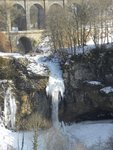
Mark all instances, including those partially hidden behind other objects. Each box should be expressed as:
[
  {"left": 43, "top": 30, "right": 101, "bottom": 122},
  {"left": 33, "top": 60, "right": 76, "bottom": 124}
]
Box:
[{"left": 18, "top": 37, "right": 32, "bottom": 53}]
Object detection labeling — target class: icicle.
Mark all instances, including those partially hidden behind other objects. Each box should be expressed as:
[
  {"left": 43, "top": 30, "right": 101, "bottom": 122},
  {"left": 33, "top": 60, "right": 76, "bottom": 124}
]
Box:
[
  {"left": 4, "top": 87, "right": 16, "bottom": 129},
  {"left": 9, "top": 91, "right": 17, "bottom": 129},
  {"left": 4, "top": 88, "right": 9, "bottom": 128},
  {"left": 51, "top": 91, "right": 59, "bottom": 127}
]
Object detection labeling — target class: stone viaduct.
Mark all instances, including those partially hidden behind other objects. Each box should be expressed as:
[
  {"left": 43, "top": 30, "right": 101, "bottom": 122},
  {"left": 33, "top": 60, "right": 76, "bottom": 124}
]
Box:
[{"left": 0, "top": 0, "right": 68, "bottom": 53}]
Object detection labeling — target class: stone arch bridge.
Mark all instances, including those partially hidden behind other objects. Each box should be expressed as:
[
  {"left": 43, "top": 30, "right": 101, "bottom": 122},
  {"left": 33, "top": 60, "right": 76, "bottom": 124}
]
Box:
[
  {"left": 1, "top": 0, "right": 68, "bottom": 53},
  {"left": 9, "top": 30, "right": 44, "bottom": 53}
]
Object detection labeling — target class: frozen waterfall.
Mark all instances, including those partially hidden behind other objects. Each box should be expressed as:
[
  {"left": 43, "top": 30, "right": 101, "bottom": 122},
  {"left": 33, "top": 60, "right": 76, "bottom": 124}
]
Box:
[
  {"left": 45, "top": 60, "right": 65, "bottom": 127},
  {"left": 29, "top": 55, "right": 65, "bottom": 127},
  {"left": 4, "top": 86, "right": 16, "bottom": 129}
]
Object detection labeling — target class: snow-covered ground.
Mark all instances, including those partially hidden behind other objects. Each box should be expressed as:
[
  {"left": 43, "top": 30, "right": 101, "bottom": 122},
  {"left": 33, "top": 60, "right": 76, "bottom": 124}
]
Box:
[
  {"left": 66, "top": 121, "right": 113, "bottom": 148},
  {"left": 0, "top": 126, "right": 34, "bottom": 150},
  {"left": 0, "top": 121, "right": 113, "bottom": 150}
]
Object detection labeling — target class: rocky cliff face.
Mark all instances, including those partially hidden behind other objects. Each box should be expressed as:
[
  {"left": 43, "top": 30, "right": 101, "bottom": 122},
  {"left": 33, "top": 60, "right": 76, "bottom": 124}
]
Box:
[
  {"left": 1, "top": 48, "right": 113, "bottom": 126},
  {"left": 59, "top": 48, "right": 113, "bottom": 123},
  {"left": 0, "top": 56, "right": 51, "bottom": 129}
]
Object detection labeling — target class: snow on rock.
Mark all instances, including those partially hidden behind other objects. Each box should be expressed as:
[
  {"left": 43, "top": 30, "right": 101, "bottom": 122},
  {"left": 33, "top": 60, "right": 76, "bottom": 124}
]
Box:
[
  {"left": 0, "top": 52, "right": 23, "bottom": 58},
  {"left": 86, "top": 81, "right": 102, "bottom": 86},
  {"left": 100, "top": 86, "right": 113, "bottom": 94},
  {"left": 0, "top": 80, "right": 8, "bottom": 84},
  {"left": 38, "top": 36, "right": 52, "bottom": 53},
  {"left": 27, "top": 63, "right": 49, "bottom": 76}
]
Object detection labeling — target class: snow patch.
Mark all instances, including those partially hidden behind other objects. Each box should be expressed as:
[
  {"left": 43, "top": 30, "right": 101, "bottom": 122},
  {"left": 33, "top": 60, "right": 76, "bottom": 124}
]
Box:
[
  {"left": 100, "top": 86, "right": 113, "bottom": 94},
  {"left": 87, "top": 81, "right": 102, "bottom": 85},
  {"left": 27, "top": 63, "right": 49, "bottom": 76},
  {"left": 38, "top": 37, "right": 52, "bottom": 53},
  {"left": 0, "top": 52, "right": 23, "bottom": 58}
]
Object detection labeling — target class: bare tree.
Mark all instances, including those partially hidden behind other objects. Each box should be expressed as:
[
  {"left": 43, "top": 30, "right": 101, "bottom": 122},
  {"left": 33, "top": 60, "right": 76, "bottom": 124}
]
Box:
[
  {"left": 0, "top": 4, "right": 7, "bottom": 31},
  {"left": 1, "top": 0, "right": 13, "bottom": 52},
  {"left": 47, "top": 0, "right": 93, "bottom": 55},
  {"left": 26, "top": 113, "right": 51, "bottom": 150}
]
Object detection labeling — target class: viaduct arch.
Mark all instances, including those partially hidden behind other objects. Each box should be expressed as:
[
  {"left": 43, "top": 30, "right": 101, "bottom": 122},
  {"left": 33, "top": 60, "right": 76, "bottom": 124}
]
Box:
[
  {"left": 3, "top": 0, "right": 65, "bottom": 31},
  {"left": 0, "top": 0, "right": 68, "bottom": 53},
  {"left": 30, "top": 4, "right": 45, "bottom": 29},
  {"left": 11, "top": 4, "right": 27, "bottom": 31}
]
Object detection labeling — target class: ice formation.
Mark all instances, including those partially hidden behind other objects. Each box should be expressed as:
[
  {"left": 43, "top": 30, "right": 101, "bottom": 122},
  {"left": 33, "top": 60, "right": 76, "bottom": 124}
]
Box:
[{"left": 4, "top": 86, "right": 16, "bottom": 129}]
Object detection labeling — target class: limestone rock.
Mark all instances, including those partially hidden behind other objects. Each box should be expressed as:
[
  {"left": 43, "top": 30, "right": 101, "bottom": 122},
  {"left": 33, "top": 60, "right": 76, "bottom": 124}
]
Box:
[{"left": 60, "top": 49, "right": 113, "bottom": 123}]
